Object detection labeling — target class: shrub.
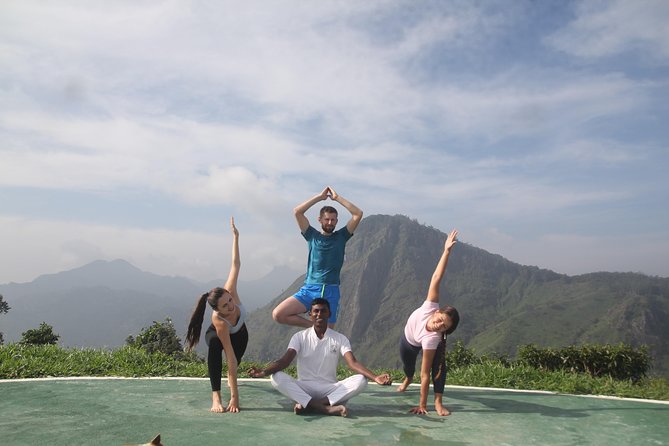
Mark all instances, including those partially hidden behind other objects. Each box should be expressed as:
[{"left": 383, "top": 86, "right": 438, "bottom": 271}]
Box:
[
  {"left": 517, "top": 343, "right": 650, "bottom": 382},
  {"left": 446, "top": 340, "right": 479, "bottom": 369},
  {"left": 0, "top": 294, "right": 8, "bottom": 345},
  {"left": 20, "top": 322, "right": 60, "bottom": 345},
  {"left": 126, "top": 318, "right": 186, "bottom": 358}
]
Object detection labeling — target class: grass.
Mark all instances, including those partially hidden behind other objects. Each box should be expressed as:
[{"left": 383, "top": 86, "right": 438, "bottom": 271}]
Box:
[{"left": 2, "top": 344, "right": 668, "bottom": 401}]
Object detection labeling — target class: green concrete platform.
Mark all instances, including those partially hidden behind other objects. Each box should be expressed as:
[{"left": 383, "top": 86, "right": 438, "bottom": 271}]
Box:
[{"left": 1, "top": 378, "right": 667, "bottom": 445}]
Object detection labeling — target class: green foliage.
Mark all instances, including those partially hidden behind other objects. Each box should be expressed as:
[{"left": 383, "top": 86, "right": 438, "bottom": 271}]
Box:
[
  {"left": 447, "top": 362, "right": 669, "bottom": 401},
  {"left": 517, "top": 343, "right": 651, "bottom": 382},
  {"left": 446, "top": 340, "right": 479, "bottom": 369},
  {"left": 0, "top": 344, "right": 207, "bottom": 378},
  {"left": 0, "top": 294, "right": 9, "bottom": 314},
  {"left": 1, "top": 343, "right": 667, "bottom": 400},
  {"left": 443, "top": 340, "right": 511, "bottom": 369},
  {"left": 0, "top": 294, "right": 8, "bottom": 346},
  {"left": 125, "top": 318, "right": 191, "bottom": 360},
  {"left": 20, "top": 322, "right": 60, "bottom": 345}
]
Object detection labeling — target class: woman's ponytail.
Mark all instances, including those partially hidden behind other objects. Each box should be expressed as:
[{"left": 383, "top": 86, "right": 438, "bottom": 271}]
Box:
[{"left": 185, "top": 292, "right": 209, "bottom": 351}]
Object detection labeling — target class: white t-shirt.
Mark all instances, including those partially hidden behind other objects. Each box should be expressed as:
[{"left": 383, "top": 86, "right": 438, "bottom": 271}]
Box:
[
  {"left": 288, "top": 327, "right": 352, "bottom": 383},
  {"left": 404, "top": 301, "right": 441, "bottom": 350}
]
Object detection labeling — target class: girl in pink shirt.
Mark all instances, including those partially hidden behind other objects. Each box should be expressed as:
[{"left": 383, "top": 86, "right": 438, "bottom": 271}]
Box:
[{"left": 399, "top": 229, "right": 460, "bottom": 416}]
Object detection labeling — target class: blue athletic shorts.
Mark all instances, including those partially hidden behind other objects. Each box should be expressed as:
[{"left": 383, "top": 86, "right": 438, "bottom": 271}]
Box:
[{"left": 293, "top": 284, "right": 340, "bottom": 323}]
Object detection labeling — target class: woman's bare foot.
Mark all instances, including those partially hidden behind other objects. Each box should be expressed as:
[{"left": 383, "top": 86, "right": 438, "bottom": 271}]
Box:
[
  {"left": 211, "top": 392, "right": 225, "bottom": 413},
  {"left": 398, "top": 377, "right": 413, "bottom": 392},
  {"left": 435, "top": 404, "right": 451, "bottom": 416},
  {"left": 211, "top": 400, "right": 225, "bottom": 413},
  {"left": 434, "top": 394, "right": 450, "bottom": 416}
]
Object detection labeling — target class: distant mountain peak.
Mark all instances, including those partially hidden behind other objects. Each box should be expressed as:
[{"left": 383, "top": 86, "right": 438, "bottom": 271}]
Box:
[{"left": 76, "top": 258, "right": 142, "bottom": 273}]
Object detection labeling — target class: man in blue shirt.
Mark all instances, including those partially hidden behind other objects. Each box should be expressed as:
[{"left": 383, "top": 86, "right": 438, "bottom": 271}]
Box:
[{"left": 272, "top": 186, "right": 363, "bottom": 328}]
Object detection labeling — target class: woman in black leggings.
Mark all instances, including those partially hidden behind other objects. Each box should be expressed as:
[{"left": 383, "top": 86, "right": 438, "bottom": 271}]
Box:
[{"left": 186, "top": 217, "right": 248, "bottom": 413}]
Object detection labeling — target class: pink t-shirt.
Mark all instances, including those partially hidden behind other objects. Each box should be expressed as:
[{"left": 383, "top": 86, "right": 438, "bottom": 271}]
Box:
[{"left": 404, "top": 301, "right": 441, "bottom": 350}]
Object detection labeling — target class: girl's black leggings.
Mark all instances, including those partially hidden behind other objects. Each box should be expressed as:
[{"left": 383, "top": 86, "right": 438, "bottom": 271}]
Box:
[
  {"left": 399, "top": 333, "right": 447, "bottom": 394},
  {"left": 205, "top": 323, "right": 248, "bottom": 392}
]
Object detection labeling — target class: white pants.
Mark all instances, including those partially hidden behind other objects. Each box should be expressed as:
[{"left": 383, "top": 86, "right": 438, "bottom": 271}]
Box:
[{"left": 270, "top": 372, "right": 368, "bottom": 408}]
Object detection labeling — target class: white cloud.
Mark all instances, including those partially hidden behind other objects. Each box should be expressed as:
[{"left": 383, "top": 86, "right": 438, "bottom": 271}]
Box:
[
  {"left": 175, "top": 165, "right": 284, "bottom": 215},
  {"left": 471, "top": 227, "right": 669, "bottom": 277},
  {"left": 0, "top": 1, "right": 667, "bottom": 283},
  {"left": 547, "top": 0, "right": 669, "bottom": 60},
  {"left": 1, "top": 1, "right": 653, "bottom": 151},
  {"left": 0, "top": 215, "right": 304, "bottom": 284},
  {"left": 425, "top": 71, "right": 645, "bottom": 143},
  {"left": 0, "top": 110, "right": 308, "bottom": 204},
  {"left": 551, "top": 139, "right": 646, "bottom": 165}
]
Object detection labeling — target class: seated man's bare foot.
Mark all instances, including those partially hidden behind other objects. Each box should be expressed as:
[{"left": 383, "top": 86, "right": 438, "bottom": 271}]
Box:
[
  {"left": 294, "top": 403, "right": 306, "bottom": 415},
  {"left": 308, "top": 398, "right": 348, "bottom": 417},
  {"left": 398, "top": 377, "right": 413, "bottom": 392},
  {"left": 326, "top": 404, "right": 348, "bottom": 417}
]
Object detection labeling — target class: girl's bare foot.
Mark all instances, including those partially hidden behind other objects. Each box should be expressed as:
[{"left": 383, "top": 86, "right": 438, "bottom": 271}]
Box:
[{"left": 398, "top": 377, "right": 413, "bottom": 392}]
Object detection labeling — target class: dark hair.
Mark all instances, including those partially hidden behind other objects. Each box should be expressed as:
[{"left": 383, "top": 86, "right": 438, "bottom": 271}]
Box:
[
  {"left": 310, "top": 297, "right": 330, "bottom": 312},
  {"left": 441, "top": 305, "right": 460, "bottom": 335},
  {"left": 185, "top": 287, "right": 228, "bottom": 351},
  {"left": 319, "top": 206, "right": 338, "bottom": 217}
]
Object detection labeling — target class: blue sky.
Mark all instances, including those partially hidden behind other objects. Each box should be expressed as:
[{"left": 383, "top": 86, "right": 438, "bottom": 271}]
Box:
[{"left": 1, "top": 0, "right": 668, "bottom": 284}]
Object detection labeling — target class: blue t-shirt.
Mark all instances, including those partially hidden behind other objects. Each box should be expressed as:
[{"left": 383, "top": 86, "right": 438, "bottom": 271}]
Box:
[{"left": 302, "top": 225, "right": 352, "bottom": 285}]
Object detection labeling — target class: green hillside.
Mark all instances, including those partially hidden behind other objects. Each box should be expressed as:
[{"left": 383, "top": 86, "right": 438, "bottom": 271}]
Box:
[{"left": 245, "top": 215, "right": 669, "bottom": 378}]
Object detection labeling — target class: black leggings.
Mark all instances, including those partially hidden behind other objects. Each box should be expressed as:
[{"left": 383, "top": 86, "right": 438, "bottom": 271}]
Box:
[
  {"left": 205, "top": 323, "right": 248, "bottom": 392},
  {"left": 399, "top": 333, "right": 447, "bottom": 394}
]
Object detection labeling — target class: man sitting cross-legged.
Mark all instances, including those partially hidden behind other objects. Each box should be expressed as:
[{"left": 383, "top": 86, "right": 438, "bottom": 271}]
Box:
[{"left": 250, "top": 298, "right": 391, "bottom": 416}]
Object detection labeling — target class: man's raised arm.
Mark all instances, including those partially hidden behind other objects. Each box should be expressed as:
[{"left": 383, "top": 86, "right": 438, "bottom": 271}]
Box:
[
  {"left": 328, "top": 187, "right": 363, "bottom": 234},
  {"left": 294, "top": 187, "right": 330, "bottom": 233}
]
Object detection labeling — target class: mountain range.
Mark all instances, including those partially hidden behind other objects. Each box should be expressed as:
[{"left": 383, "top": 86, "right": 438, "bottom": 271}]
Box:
[
  {"left": 1, "top": 214, "right": 667, "bottom": 378},
  {"left": 244, "top": 215, "right": 669, "bottom": 378},
  {"left": 0, "top": 259, "right": 297, "bottom": 352}
]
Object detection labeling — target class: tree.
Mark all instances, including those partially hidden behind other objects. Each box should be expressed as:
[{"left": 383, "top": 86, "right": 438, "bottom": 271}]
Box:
[
  {"left": 0, "top": 294, "right": 9, "bottom": 345},
  {"left": 0, "top": 294, "right": 9, "bottom": 314},
  {"left": 20, "top": 322, "right": 60, "bottom": 345},
  {"left": 126, "top": 318, "right": 183, "bottom": 356}
]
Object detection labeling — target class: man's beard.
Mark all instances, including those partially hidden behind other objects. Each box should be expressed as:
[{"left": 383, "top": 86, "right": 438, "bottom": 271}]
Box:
[{"left": 321, "top": 224, "right": 335, "bottom": 234}]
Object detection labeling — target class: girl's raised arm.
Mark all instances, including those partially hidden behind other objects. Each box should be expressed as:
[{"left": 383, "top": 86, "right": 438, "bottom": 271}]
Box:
[{"left": 426, "top": 230, "right": 458, "bottom": 303}]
